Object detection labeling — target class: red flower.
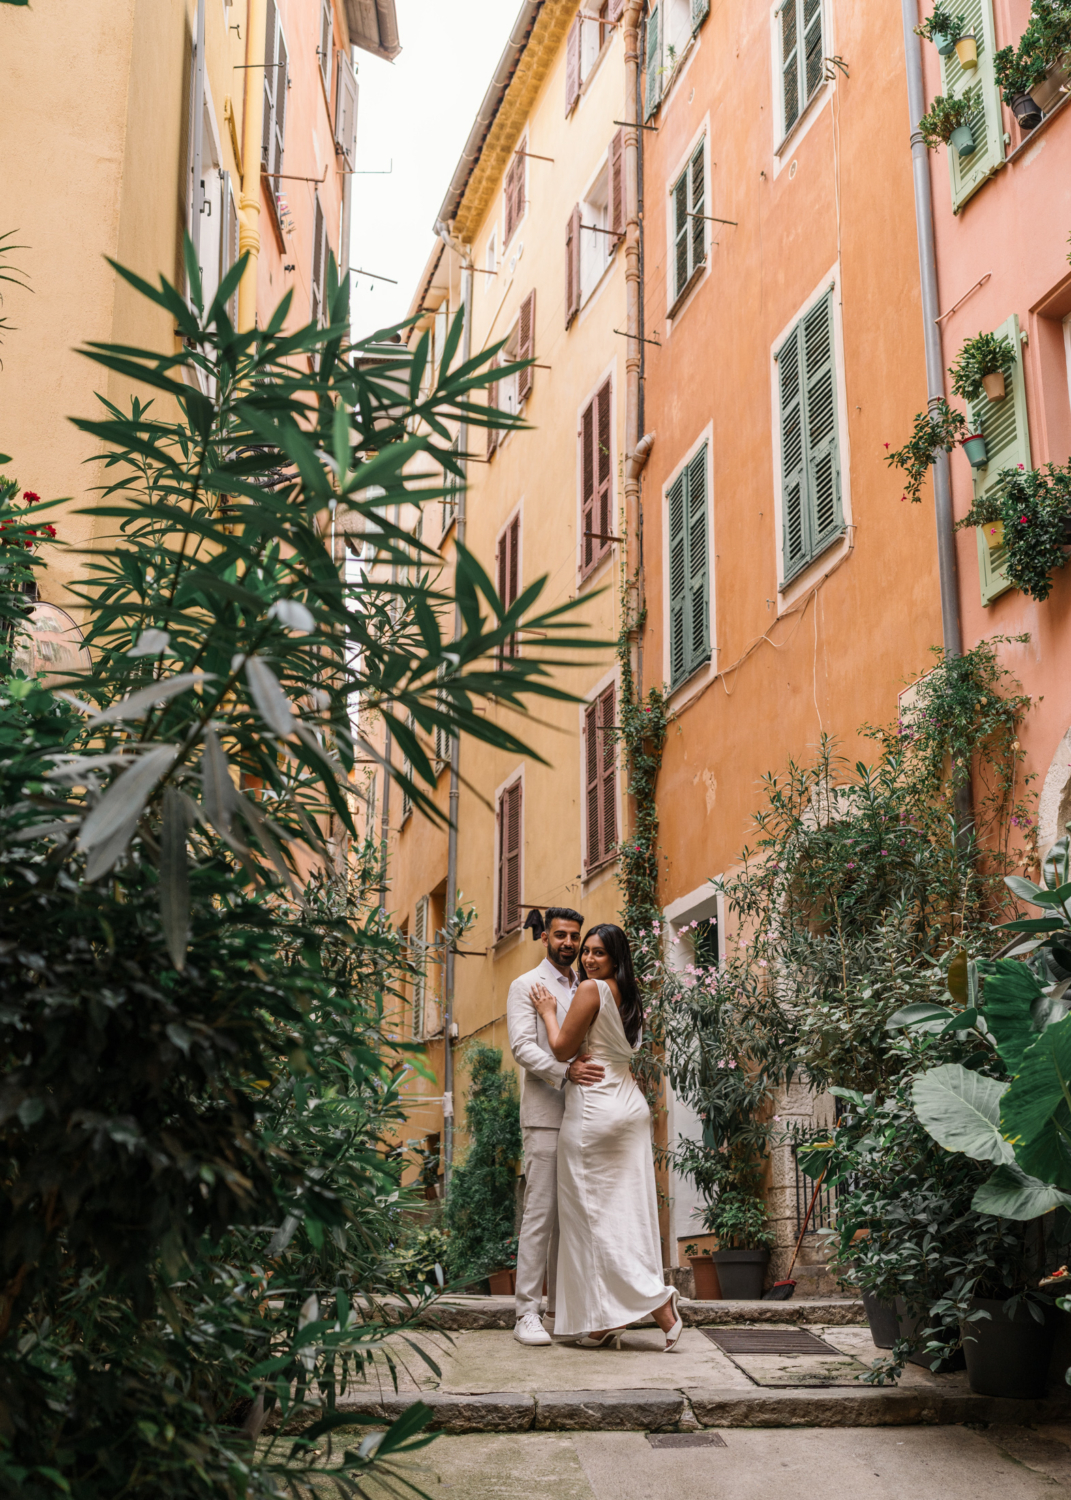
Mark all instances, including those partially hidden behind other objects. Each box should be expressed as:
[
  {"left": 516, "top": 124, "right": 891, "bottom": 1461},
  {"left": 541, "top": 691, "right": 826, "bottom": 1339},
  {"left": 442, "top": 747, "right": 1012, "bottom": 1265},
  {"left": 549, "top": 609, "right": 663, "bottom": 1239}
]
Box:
[
  {"left": 1020, "top": 515, "right": 1028, "bottom": 524},
  {"left": 22, "top": 491, "right": 40, "bottom": 503}
]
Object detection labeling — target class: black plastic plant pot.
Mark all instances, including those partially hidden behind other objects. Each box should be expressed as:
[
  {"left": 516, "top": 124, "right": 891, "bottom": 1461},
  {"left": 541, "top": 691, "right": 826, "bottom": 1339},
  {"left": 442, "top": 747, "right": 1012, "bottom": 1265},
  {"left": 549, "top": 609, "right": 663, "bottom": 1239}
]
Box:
[
  {"left": 711, "top": 1248, "right": 769, "bottom": 1299},
  {"left": 894, "top": 1297, "right": 966, "bottom": 1371},
  {"left": 961, "top": 1297, "right": 1055, "bottom": 1398},
  {"left": 1012, "top": 92, "right": 1043, "bottom": 129},
  {"left": 1060, "top": 512, "right": 1071, "bottom": 548},
  {"left": 862, "top": 1290, "right": 900, "bottom": 1350}
]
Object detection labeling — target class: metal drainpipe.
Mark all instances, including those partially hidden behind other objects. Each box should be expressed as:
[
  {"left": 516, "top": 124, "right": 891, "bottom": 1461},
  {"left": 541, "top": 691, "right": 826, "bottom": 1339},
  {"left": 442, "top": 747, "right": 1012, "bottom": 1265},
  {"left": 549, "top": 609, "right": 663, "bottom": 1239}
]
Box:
[
  {"left": 238, "top": 0, "right": 267, "bottom": 333},
  {"left": 437, "top": 238, "right": 474, "bottom": 1196},
  {"left": 901, "top": 0, "right": 963, "bottom": 658}
]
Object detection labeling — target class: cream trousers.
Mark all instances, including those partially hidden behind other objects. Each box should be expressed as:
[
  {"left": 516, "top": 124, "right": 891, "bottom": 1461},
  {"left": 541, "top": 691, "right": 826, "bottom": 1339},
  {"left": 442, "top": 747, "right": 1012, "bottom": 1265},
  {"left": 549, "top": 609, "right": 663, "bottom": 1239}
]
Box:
[{"left": 515, "top": 1126, "right": 559, "bottom": 1319}]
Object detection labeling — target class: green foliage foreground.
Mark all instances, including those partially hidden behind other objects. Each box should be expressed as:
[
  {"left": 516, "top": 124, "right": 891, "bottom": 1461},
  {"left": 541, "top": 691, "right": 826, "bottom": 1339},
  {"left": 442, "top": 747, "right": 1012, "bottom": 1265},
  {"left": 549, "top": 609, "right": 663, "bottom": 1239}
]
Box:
[{"left": 0, "top": 244, "right": 602, "bottom": 1496}]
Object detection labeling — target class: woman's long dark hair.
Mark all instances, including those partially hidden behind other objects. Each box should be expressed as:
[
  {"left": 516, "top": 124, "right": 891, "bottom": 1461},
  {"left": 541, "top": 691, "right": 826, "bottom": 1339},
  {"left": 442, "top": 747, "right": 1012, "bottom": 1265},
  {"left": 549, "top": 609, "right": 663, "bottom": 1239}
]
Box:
[{"left": 581, "top": 923, "right": 642, "bottom": 1046}]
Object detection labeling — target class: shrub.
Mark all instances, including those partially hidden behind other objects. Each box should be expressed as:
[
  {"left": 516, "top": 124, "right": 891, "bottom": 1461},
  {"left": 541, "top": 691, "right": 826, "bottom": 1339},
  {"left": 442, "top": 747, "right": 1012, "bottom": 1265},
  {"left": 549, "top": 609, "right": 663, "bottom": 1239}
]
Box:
[
  {"left": 956, "top": 462, "right": 1071, "bottom": 602},
  {"left": 885, "top": 400, "right": 967, "bottom": 503},
  {"left": 443, "top": 1044, "right": 522, "bottom": 1282}
]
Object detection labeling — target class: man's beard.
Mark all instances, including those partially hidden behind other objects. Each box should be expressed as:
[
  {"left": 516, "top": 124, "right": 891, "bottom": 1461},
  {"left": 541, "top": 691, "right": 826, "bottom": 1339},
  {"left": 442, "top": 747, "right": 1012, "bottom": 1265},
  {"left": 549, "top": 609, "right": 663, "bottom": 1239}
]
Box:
[{"left": 549, "top": 943, "right": 577, "bottom": 967}]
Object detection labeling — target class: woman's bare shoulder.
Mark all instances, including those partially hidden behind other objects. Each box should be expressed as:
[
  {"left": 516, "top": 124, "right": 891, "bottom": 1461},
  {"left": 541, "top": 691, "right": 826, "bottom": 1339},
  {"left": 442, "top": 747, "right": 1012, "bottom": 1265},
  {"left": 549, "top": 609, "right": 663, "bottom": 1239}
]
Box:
[{"left": 573, "top": 978, "right": 602, "bottom": 1002}]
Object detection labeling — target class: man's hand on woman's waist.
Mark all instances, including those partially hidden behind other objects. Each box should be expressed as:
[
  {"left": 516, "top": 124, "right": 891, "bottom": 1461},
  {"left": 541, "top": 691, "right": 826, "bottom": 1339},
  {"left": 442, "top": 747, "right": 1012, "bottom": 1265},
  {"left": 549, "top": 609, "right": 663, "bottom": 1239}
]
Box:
[{"left": 566, "top": 1053, "right": 605, "bottom": 1086}]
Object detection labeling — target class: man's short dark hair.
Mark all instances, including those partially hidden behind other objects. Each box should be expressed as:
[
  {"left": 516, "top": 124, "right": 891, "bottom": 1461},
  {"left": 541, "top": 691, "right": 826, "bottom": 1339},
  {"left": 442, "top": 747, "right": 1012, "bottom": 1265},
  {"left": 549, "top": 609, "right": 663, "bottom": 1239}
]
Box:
[{"left": 545, "top": 906, "right": 584, "bottom": 928}]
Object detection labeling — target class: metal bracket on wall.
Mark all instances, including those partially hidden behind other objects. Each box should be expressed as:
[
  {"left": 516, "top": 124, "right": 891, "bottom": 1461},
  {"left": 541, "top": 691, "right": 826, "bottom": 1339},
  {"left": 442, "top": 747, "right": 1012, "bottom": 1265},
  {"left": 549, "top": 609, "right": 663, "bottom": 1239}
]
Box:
[
  {"left": 264, "top": 169, "right": 327, "bottom": 184},
  {"left": 613, "top": 118, "right": 658, "bottom": 130},
  {"left": 687, "top": 212, "right": 738, "bottom": 225},
  {"left": 613, "top": 327, "right": 661, "bottom": 347}
]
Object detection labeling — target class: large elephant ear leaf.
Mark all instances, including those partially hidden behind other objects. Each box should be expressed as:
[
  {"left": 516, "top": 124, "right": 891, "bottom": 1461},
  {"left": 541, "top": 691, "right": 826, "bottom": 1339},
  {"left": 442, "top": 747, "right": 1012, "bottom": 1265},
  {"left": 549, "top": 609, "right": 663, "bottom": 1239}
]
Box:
[
  {"left": 1002, "top": 1012, "right": 1071, "bottom": 1193},
  {"left": 980, "top": 958, "right": 1046, "bottom": 1075},
  {"left": 911, "top": 1064, "right": 1014, "bottom": 1165},
  {"left": 971, "top": 1161, "right": 1071, "bottom": 1221}
]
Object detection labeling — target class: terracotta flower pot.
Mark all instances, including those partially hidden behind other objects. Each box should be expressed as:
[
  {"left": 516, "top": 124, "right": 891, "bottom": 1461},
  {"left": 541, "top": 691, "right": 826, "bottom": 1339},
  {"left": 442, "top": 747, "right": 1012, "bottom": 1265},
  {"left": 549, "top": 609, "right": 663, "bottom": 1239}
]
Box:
[
  {"left": 954, "top": 34, "right": 977, "bottom": 69},
  {"left": 961, "top": 432, "right": 988, "bottom": 468},
  {"left": 487, "top": 1268, "right": 516, "bottom": 1295},
  {"left": 981, "top": 370, "right": 1006, "bottom": 401},
  {"left": 689, "top": 1255, "right": 723, "bottom": 1300}
]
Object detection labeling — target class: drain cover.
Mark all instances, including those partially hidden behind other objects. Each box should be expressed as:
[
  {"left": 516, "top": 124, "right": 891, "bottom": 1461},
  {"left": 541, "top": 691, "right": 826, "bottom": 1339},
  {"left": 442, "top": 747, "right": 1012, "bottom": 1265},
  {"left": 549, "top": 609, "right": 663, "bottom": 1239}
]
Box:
[
  {"left": 646, "top": 1432, "right": 727, "bottom": 1449},
  {"left": 701, "top": 1327, "right": 840, "bottom": 1356}
]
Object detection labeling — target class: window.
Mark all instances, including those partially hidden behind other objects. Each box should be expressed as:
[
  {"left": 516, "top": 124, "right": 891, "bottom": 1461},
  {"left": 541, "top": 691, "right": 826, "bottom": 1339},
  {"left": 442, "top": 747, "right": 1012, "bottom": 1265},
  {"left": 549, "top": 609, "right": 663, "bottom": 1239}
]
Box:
[
  {"left": 670, "top": 138, "right": 705, "bottom": 308},
  {"left": 412, "top": 894, "right": 429, "bottom": 1039},
  {"left": 644, "top": 0, "right": 709, "bottom": 119},
  {"left": 261, "top": 0, "right": 289, "bottom": 184},
  {"left": 504, "top": 146, "right": 526, "bottom": 246},
  {"left": 777, "top": 290, "right": 842, "bottom": 583},
  {"left": 970, "top": 314, "right": 1030, "bottom": 606},
  {"left": 497, "top": 779, "right": 523, "bottom": 937},
  {"left": 937, "top": 0, "right": 1004, "bottom": 213},
  {"left": 487, "top": 292, "right": 535, "bottom": 456},
  {"left": 565, "top": 134, "right": 623, "bottom": 329},
  {"left": 497, "top": 512, "right": 521, "bottom": 663},
  {"left": 319, "top": 0, "right": 333, "bottom": 90},
  {"left": 486, "top": 230, "right": 497, "bottom": 276},
  {"left": 181, "top": 22, "right": 239, "bottom": 327},
  {"left": 566, "top": 4, "right": 617, "bottom": 114},
  {"left": 580, "top": 378, "right": 613, "bottom": 576},
  {"left": 334, "top": 50, "right": 358, "bottom": 166},
  {"left": 434, "top": 664, "right": 453, "bottom": 769},
  {"left": 442, "top": 436, "right": 461, "bottom": 534},
  {"left": 779, "top": 0, "right": 823, "bottom": 139},
  {"left": 401, "top": 712, "right": 414, "bottom": 821},
  {"left": 311, "top": 195, "right": 329, "bottom": 324},
  {"left": 584, "top": 683, "right": 618, "bottom": 870},
  {"left": 667, "top": 444, "right": 710, "bottom": 688}
]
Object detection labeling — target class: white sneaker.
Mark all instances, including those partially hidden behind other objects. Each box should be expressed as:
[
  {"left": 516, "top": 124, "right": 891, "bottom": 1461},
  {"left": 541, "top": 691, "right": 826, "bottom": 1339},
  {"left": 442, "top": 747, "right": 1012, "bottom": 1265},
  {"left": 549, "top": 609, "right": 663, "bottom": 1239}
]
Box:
[{"left": 513, "top": 1313, "right": 552, "bottom": 1346}]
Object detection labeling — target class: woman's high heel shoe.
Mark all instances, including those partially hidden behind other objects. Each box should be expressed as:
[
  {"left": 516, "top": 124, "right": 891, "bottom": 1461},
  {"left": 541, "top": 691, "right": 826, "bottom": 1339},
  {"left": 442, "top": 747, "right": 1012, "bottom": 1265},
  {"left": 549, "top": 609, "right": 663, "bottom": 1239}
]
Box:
[
  {"left": 576, "top": 1328, "right": 625, "bottom": 1349},
  {"left": 662, "top": 1289, "right": 683, "bottom": 1352}
]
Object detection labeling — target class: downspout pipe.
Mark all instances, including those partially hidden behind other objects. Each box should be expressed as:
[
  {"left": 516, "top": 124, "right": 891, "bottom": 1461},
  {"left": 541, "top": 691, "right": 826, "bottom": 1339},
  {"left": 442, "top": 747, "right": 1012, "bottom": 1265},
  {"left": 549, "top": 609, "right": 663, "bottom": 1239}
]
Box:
[
  {"left": 435, "top": 226, "right": 474, "bottom": 1196},
  {"left": 238, "top": 0, "right": 268, "bottom": 332},
  {"left": 901, "top": 0, "right": 962, "bottom": 658}
]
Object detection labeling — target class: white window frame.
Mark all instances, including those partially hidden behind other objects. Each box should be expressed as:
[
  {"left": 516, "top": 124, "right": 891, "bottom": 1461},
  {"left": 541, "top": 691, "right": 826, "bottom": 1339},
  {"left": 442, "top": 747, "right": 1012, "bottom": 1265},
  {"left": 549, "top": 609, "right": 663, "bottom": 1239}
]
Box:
[
  {"left": 769, "top": 265, "right": 853, "bottom": 607},
  {"left": 770, "top": 0, "right": 834, "bottom": 168},
  {"left": 661, "top": 423, "right": 716, "bottom": 706}
]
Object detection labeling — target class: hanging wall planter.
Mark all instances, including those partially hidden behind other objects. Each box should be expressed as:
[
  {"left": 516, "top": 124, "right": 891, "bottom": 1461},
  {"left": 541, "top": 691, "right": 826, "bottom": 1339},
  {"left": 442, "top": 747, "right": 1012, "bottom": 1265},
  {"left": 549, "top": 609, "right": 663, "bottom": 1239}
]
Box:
[
  {"left": 955, "top": 34, "right": 978, "bottom": 69},
  {"left": 933, "top": 31, "right": 958, "bottom": 55},
  {"left": 950, "top": 123, "right": 976, "bottom": 155},
  {"left": 982, "top": 519, "right": 1005, "bottom": 554},
  {"left": 962, "top": 432, "right": 988, "bottom": 468},
  {"left": 981, "top": 370, "right": 1006, "bottom": 401},
  {"left": 1011, "top": 92, "right": 1043, "bottom": 129}
]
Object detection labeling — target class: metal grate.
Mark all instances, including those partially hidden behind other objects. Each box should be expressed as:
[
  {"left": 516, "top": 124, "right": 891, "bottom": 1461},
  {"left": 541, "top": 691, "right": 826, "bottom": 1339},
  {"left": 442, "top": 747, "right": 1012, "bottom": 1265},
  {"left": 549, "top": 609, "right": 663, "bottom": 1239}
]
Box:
[
  {"left": 647, "top": 1432, "right": 727, "bottom": 1449},
  {"left": 701, "top": 1327, "right": 839, "bottom": 1356}
]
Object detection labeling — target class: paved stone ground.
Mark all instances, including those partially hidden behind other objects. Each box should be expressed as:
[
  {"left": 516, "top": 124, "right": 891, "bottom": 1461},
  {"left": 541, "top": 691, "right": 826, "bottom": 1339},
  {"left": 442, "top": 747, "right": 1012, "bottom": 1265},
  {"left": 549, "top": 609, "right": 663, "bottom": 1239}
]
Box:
[{"left": 345, "top": 1425, "right": 1071, "bottom": 1498}]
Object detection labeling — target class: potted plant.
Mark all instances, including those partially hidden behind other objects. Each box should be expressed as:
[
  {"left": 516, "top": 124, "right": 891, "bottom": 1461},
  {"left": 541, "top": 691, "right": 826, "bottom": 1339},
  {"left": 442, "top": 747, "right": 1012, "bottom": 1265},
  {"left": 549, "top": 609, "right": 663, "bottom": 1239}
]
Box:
[
  {"left": 684, "top": 1242, "right": 722, "bottom": 1300},
  {"left": 950, "top": 330, "right": 1017, "bottom": 404},
  {"left": 884, "top": 399, "right": 968, "bottom": 503},
  {"left": 961, "top": 432, "right": 988, "bottom": 468},
  {"left": 996, "top": 4, "right": 1071, "bottom": 127},
  {"left": 705, "top": 1189, "right": 774, "bottom": 1298},
  {"left": 955, "top": 32, "right": 978, "bottom": 69},
  {"left": 956, "top": 462, "right": 1071, "bottom": 601},
  {"left": 918, "top": 93, "right": 976, "bottom": 156},
  {"left": 914, "top": 4, "right": 967, "bottom": 55}
]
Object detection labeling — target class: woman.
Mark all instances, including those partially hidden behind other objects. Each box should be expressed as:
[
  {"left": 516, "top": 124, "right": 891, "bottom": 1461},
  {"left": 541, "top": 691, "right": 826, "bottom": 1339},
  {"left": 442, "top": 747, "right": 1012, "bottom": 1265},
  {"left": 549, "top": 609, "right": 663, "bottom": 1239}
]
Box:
[{"left": 530, "top": 923, "right": 682, "bottom": 1351}]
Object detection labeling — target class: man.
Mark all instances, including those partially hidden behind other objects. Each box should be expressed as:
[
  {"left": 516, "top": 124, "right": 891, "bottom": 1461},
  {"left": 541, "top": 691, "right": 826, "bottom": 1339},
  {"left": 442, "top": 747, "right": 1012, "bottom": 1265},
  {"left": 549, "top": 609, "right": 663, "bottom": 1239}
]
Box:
[{"left": 505, "top": 907, "right": 604, "bottom": 1346}]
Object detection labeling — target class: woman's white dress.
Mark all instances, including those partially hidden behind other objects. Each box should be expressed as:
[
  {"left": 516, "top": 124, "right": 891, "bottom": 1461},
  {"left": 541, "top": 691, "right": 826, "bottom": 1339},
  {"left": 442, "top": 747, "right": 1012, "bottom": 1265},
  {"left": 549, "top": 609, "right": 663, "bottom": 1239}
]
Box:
[{"left": 554, "top": 980, "right": 672, "bottom": 1336}]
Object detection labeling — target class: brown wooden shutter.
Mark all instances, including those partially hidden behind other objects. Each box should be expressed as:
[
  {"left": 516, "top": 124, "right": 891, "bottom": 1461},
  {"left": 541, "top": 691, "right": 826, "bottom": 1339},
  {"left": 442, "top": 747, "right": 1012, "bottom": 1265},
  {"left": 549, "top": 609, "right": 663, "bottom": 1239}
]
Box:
[
  {"left": 580, "top": 395, "right": 595, "bottom": 572},
  {"left": 565, "top": 16, "right": 582, "bottom": 114},
  {"left": 273, "top": 22, "right": 288, "bottom": 178},
  {"left": 565, "top": 204, "right": 581, "bottom": 328},
  {"left": 608, "top": 128, "right": 625, "bottom": 244},
  {"left": 504, "top": 152, "right": 524, "bottom": 244},
  {"left": 261, "top": 0, "right": 276, "bottom": 172},
  {"left": 599, "top": 683, "right": 617, "bottom": 859},
  {"left": 487, "top": 364, "right": 500, "bottom": 458},
  {"left": 596, "top": 379, "right": 612, "bottom": 560},
  {"left": 498, "top": 781, "right": 522, "bottom": 934},
  {"left": 608, "top": 0, "right": 625, "bottom": 19},
  {"left": 517, "top": 290, "right": 536, "bottom": 404},
  {"left": 319, "top": 0, "right": 332, "bottom": 89},
  {"left": 311, "top": 196, "right": 325, "bottom": 323},
  {"left": 584, "top": 700, "right": 601, "bottom": 868}
]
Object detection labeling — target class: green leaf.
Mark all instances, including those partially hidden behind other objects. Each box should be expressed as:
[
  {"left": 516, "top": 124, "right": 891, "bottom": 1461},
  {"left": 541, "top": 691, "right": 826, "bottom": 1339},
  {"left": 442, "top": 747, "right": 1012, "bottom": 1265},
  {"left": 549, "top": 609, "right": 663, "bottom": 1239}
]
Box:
[
  {"left": 911, "top": 1064, "right": 1014, "bottom": 1165},
  {"left": 947, "top": 948, "right": 969, "bottom": 1005},
  {"left": 1006, "top": 874, "right": 1046, "bottom": 904},
  {"left": 885, "top": 1002, "right": 953, "bottom": 1031},
  {"left": 971, "top": 1162, "right": 1071, "bottom": 1220},
  {"left": 981, "top": 958, "right": 1049, "bottom": 1073},
  {"left": 159, "top": 788, "right": 190, "bottom": 972},
  {"left": 995, "top": 918, "right": 1066, "bottom": 934},
  {"left": 1002, "top": 1013, "right": 1071, "bottom": 1192}
]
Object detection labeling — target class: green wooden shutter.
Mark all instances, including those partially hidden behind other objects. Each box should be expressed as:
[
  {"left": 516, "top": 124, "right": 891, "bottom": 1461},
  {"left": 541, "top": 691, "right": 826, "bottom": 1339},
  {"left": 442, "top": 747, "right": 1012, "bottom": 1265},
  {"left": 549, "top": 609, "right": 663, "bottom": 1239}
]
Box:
[
  {"left": 689, "top": 141, "right": 705, "bottom": 282},
  {"left": 971, "top": 313, "right": 1030, "bottom": 605},
  {"left": 691, "top": 0, "right": 710, "bottom": 29},
  {"left": 778, "top": 323, "right": 808, "bottom": 577},
  {"left": 780, "top": 0, "right": 800, "bottom": 133},
  {"left": 803, "top": 291, "right": 841, "bottom": 550},
  {"left": 412, "top": 895, "right": 428, "bottom": 1038},
  {"left": 802, "top": 0, "right": 823, "bottom": 104},
  {"left": 645, "top": 4, "right": 662, "bottom": 120},
  {"left": 685, "top": 445, "right": 711, "bottom": 676},
  {"left": 673, "top": 170, "right": 689, "bottom": 301},
  {"left": 940, "top": 0, "right": 1004, "bottom": 213},
  {"left": 668, "top": 472, "right": 686, "bottom": 686}
]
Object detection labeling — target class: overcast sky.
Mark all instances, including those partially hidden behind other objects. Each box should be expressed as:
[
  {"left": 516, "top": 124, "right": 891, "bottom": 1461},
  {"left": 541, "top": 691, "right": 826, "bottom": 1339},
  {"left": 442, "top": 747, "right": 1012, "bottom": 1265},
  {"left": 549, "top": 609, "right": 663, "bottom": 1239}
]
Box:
[{"left": 349, "top": 1, "right": 519, "bottom": 340}]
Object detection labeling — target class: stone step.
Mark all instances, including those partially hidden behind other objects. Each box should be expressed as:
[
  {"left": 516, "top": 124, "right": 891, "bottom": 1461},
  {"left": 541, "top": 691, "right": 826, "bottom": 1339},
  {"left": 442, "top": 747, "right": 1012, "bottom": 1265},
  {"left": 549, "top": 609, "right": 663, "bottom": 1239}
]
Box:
[
  {"left": 406, "top": 1294, "right": 866, "bottom": 1331},
  {"left": 273, "top": 1383, "right": 1071, "bottom": 1437}
]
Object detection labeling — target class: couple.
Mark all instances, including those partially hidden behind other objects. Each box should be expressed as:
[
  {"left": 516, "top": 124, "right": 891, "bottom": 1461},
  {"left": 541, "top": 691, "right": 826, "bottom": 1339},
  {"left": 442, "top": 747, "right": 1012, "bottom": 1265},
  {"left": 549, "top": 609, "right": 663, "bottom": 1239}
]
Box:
[{"left": 505, "top": 908, "right": 682, "bottom": 1351}]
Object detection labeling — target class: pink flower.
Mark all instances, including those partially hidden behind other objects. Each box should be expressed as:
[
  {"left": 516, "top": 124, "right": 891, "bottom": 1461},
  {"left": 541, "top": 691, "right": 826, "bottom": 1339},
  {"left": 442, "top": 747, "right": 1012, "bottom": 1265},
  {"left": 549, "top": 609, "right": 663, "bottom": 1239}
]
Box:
[{"left": 847, "top": 862, "right": 856, "bottom": 869}]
